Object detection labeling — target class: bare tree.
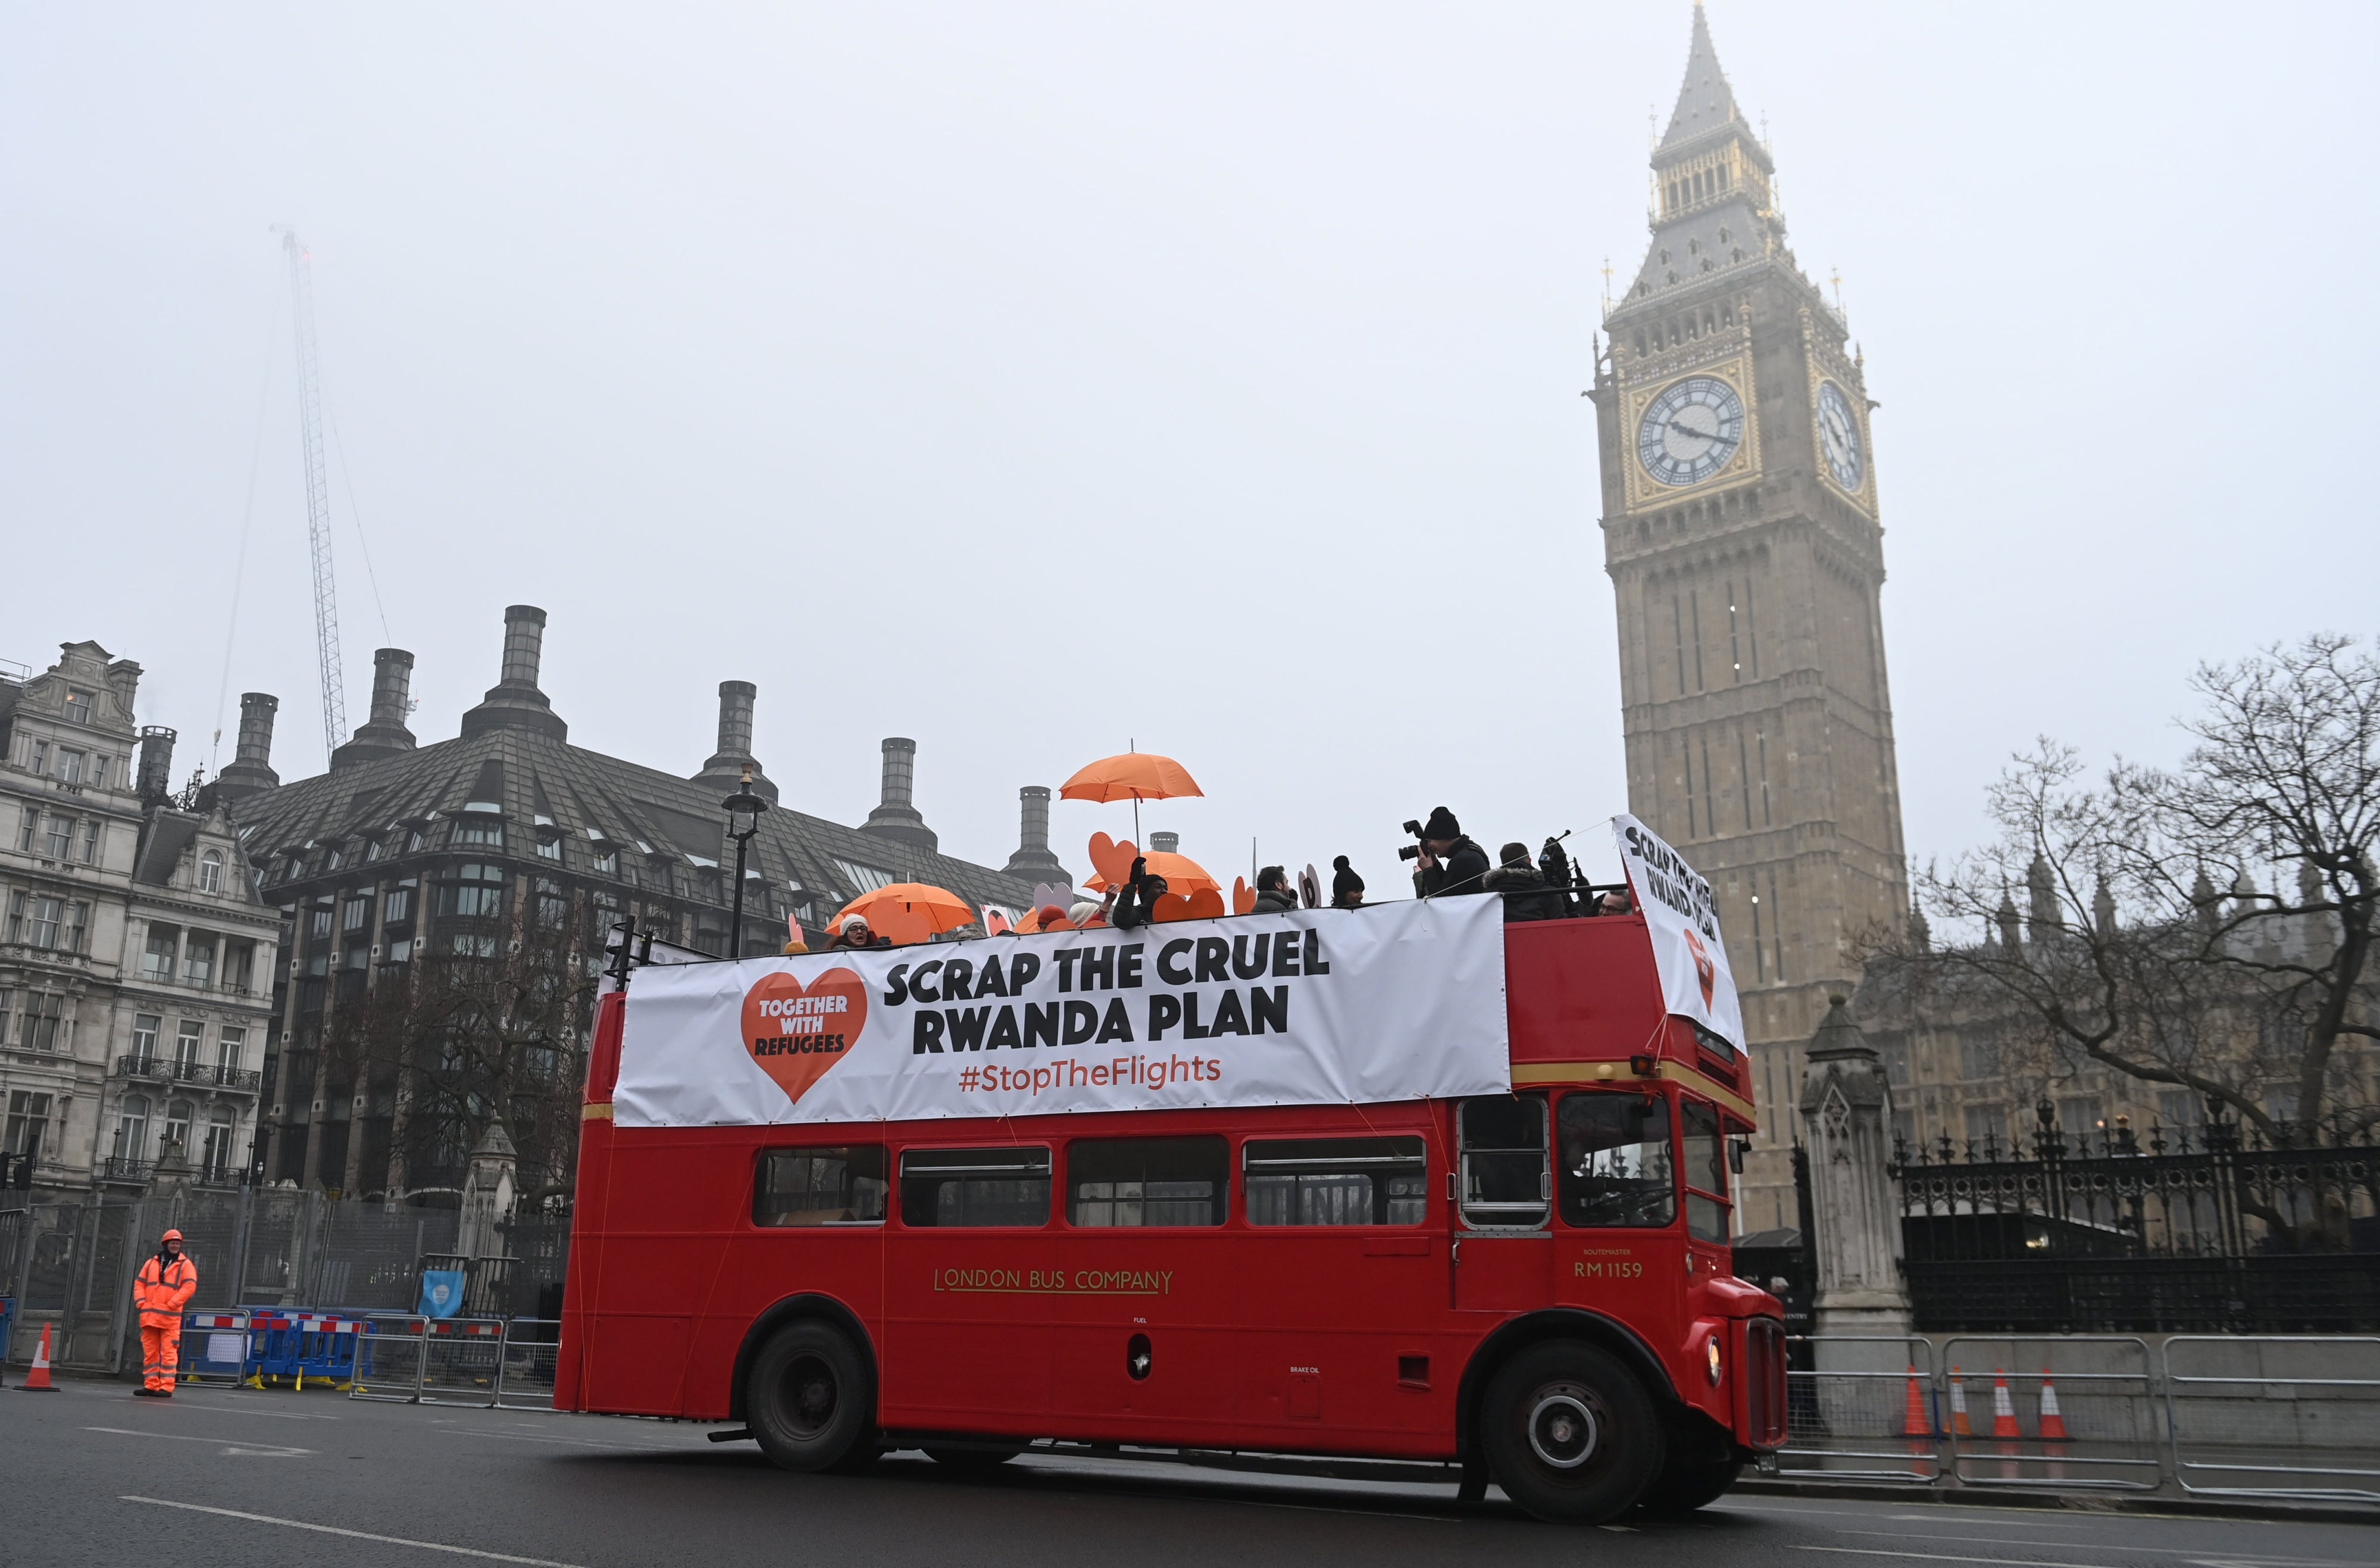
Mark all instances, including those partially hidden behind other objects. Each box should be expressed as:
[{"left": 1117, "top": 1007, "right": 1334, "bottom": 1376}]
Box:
[
  {"left": 339, "top": 891, "right": 599, "bottom": 1202},
  {"left": 1885, "top": 635, "right": 2380, "bottom": 1150}
]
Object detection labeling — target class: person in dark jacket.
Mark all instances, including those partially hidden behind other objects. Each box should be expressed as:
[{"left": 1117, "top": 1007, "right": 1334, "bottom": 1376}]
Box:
[
  {"left": 1412, "top": 806, "right": 1492, "bottom": 898},
  {"left": 1111, "top": 858, "right": 1170, "bottom": 930},
  {"left": 1484, "top": 841, "right": 1566, "bottom": 922},
  {"left": 1250, "top": 866, "right": 1299, "bottom": 916},
  {"left": 1331, "top": 855, "right": 1365, "bottom": 909}
]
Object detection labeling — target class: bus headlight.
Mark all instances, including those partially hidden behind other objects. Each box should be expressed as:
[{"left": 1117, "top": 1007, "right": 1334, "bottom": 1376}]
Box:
[{"left": 1707, "top": 1333, "right": 1724, "bottom": 1385}]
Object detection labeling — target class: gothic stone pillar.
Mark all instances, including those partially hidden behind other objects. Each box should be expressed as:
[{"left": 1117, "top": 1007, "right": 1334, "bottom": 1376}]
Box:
[{"left": 1797, "top": 995, "right": 1912, "bottom": 1339}]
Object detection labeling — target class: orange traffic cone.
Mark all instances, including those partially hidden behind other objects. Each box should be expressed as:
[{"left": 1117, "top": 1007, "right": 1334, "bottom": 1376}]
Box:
[
  {"left": 1901, "top": 1366, "right": 1932, "bottom": 1438},
  {"left": 17, "top": 1322, "right": 58, "bottom": 1391},
  {"left": 1990, "top": 1369, "right": 2021, "bottom": 1439},
  {"left": 1949, "top": 1366, "right": 1972, "bottom": 1436},
  {"left": 2038, "top": 1369, "right": 2069, "bottom": 1441}
]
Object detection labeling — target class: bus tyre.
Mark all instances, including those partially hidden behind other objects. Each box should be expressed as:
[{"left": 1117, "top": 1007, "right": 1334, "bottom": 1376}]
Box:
[
  {"left": 748, "top": 1321, "right": 874, "bottom": 1475},
  {"left": 1635, "top": 1454, "right": 1742, "bottom": 1516},
  {"left": 1481, "top": 1342, "right": 1663, "bottom": 1524}
]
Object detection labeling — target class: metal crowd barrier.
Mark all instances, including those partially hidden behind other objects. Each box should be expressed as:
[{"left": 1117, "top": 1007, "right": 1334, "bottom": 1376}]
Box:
[
  {"left": 2165, "top": 1335, "right": 2380, "bottom": 1505},
  {"left": 419, "top": 1317, "right": 506, "bottom": 1407},
  {"left": 1778, "top": 1335, "right": 1941, "bottom": 1485},
  {"left": 177, "top": 1311, "right": 254, "bottom": 1387},
  {"left": 1940, "top": 1336, "right": 2160, "bottom": 1492},
  {"left": 348, "top": 1313, "right": 434, "bottom": 1402},
  {"left": 494, "top": 1319, "right": 561, "bottom": 1410}
]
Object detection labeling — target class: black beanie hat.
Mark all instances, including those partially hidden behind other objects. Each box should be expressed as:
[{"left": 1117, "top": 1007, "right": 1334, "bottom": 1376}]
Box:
[
  {"left": 1422, "top": 805, "right": 1460, "bottom": 840},
  {"left": 1332, "top": 855, "right": 1363, "bottom": 895}
]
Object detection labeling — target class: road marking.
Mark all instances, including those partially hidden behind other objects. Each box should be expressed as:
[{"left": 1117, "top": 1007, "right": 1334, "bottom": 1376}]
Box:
[
  {"left": 121, "top": 1498, "right": 590, "bottom": 1567},
  {"left": 145, "top": 1400, "right": 342, "bottom": 1420},
  {"left": 86, "top": 1427, "right": 311, "bottom": 1457},
  {"left": 1794, "top": 1548, "right": 2179, "bottom": 1568}
]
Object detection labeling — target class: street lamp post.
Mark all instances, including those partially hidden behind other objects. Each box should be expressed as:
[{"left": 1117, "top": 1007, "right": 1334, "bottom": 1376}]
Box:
[{"left": 723, "top": 764, "right": 768, "bottom": 958}]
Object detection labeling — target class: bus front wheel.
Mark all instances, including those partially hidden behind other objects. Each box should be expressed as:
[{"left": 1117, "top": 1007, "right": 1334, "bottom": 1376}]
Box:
[
  {"left": 748, "top": 1321, "right": 875, "bottom": 1474},
  {"left": 1480, "top": 1342, "right": 1663, "bottom": 1524}
]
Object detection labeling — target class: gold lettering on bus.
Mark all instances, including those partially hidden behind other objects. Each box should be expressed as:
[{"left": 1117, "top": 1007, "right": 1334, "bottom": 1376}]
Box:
[
  {"left": 1574, "top": 1260, "right": 1645, "bottom": 1279},
  {"left": 932, "top": 1267, "right": 1175, "bottom": 1295}
]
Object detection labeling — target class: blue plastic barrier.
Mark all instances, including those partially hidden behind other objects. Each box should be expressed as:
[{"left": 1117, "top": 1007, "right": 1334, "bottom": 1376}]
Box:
[
  {"left": 239, "top": 1310, "right": 367, "bottom": 1389},
  {"left": 1, "top": 1295, "right": 14, "bottom": 1364},
  {"left": 179, "top": 1311, "right": 252, "bottom": 1385}
]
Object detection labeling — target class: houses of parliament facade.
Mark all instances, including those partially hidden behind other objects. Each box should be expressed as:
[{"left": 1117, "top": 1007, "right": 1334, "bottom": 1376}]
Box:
[{"left": 1591, "top": 6, "right": 1909, "bottom": 1231}]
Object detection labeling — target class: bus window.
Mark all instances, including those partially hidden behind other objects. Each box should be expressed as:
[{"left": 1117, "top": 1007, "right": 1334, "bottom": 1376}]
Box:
[
  {"left": 1458, "top": 1095, "right": 1549, "bottom": 1230},
  {"left": 1067, "top": 1136, "right": 1228, "bottom": 1227},
  {"left": 1556, "top": 1093, "right": 1676, "bottom": 1229},
  {"left": 1243, "top": 1136, "right": 1427, "bottom": 1226},
  {"left": 1680, "top": 1098, "right": 1730, "bottom": 1242},
  {"left": 753, "top": 1145, "right": 888, "bottom": 1227},
  {"left": 899, "top": 1146, "right": 1052, "bottom": 1227}
]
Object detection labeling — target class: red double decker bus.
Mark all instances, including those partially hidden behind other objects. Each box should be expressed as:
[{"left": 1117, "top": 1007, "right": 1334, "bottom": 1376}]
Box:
[{"left": 557, "top": 877, "right": 1786, "bottom": 1525}]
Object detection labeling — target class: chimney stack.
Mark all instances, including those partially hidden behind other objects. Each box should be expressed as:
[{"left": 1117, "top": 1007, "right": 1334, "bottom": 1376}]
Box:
[
  {"left": 330, "top": 648, "right": 420, "bottom": 770},
  {"left": 460, "top": 605, "right": 568, "bottom": 742},
  {"left": 859, "top": 736, "right": 937, "bottom": 854},
  {"left": 136, "top": 726, "right": 177, "bottom": 804},
  {"left": 1149, "top": 831, "right": 1180, "bottom": 855},
  {"left": 214, "top": 694, "right": 282, "bottom": 801},
  {"left": 1001, "top": 785, "right": 1071, "bottom": 886},
  {"left": 690, "top": 680, "right": 777, "bottom": 805}
]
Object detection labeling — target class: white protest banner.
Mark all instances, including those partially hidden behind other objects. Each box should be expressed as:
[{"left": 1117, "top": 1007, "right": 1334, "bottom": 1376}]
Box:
[
  {"left": 613, "top": 895, "right": 1510, "bottom": 1126},
  {"left": 1611, "top": 814, "right": 1746, "bottom": 1054}
]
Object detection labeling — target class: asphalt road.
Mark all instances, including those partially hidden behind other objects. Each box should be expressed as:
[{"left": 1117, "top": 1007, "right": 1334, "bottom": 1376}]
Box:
[{"left": 6, "top": 1376, "right": 2372, "bottom": 1568}]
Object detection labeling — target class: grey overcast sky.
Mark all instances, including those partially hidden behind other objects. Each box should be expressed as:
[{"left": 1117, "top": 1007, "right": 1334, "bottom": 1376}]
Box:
[{"left": 5, "top": 3, "right": 2375, "bottom": 904}]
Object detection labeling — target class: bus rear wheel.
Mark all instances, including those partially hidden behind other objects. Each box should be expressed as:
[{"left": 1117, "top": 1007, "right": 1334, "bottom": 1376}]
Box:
[
  {"left": 748, "top": 1321, "right": 874, "bottom": 1474},
  {"left": 1480, "top": 1342, "right": 1663, "bottom": 1524}
]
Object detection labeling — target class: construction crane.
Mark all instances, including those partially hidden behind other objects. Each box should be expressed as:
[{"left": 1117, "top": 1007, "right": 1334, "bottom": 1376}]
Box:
[{"left": 276, "top": 227, "right": 346, "bottom": 755}]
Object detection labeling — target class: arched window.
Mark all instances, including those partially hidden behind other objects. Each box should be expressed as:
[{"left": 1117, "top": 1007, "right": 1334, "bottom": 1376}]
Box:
[
  {"left": 164, "top": 1099, "right": 193, "bottom": 1152},
  {"left": 198, "top": 850, "right": 223, "bottom": 894},
  {"left": 114, "top": 1094, "right": 151, "bottom": 1162}
]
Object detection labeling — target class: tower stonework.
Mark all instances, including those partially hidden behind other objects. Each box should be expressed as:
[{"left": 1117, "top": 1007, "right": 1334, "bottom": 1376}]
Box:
[{"left": 1589, "top": 5, "right": 1908, "bottom": 1230}]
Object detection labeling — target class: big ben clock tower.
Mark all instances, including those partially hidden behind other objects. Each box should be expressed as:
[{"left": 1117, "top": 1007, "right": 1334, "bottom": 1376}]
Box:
[{"left": 1590, "top": 4, "right": 1909, "bottom": 1231}]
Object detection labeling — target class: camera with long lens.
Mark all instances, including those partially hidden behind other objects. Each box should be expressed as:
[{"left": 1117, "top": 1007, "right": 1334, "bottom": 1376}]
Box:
[{"left": 1397, "top": 817, "right": 1427, "bottom": 862}]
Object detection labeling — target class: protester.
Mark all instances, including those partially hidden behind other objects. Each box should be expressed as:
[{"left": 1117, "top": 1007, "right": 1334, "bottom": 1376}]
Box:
[
  {"left": 828, "top": 915, "right": 887, "bottom": 950},
  {"left": 1110, "top": 857, "right": 1170, "bottom": 930},
  {"left": 1484, "top": 841, "right": 1566, "bottom": 922},
  {"left": 1250, "top": 865, "right": 1299, "bottom": 915},
  {"left": 132, "top": 1228, "right": 197, "bottom": 1397},
  {"left": 1331, "top": 855, "right": 1366, "bottom": 909},
  {"left": 1597, "top": 886, "right": 1635, "bottom": 916},
  {"left": 1069, "top": 899, "right": 1109, "bottom": 930},
  {"left": 781, "top": 934, "right": 810, "bottom": 955},
  {"left": 1412, "top": 807, "right": 1491, "bottom": 898}
]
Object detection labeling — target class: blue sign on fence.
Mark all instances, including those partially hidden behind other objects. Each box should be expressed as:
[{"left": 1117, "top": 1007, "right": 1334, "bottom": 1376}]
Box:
[{"left": 419, "top": 1270, "right": 466, "bottom": 1319}]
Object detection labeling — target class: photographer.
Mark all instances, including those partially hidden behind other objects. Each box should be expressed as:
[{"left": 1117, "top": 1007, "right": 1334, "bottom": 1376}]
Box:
[{"left": 1403, "top": 806, "right": 1491, "bottom": 899}]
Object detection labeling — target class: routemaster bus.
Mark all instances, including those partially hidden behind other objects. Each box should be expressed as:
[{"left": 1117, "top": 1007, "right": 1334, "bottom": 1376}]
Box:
[{"left": 556, "top": 817, "right": 1787, "bottom": 1525}]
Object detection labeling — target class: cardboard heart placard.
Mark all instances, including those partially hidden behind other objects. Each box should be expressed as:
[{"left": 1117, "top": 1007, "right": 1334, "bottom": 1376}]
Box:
[
  {"left": 1232, "top": 876, "right": 1255, "bottom": 916},
  {"left": 1087, "top": 832, "right": 1139, "bottom": 893},
  {"left": 741, "top": 967, "right": 869, "bottom": 1109}
]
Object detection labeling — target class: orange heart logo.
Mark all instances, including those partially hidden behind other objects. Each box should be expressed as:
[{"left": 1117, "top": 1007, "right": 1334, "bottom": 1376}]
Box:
[
  {"left": 742, "top": 967, "right": 869, "bottom": 1109},
  {"left": 1087, "top": 831, "right": 1139, "bottom": 892}
]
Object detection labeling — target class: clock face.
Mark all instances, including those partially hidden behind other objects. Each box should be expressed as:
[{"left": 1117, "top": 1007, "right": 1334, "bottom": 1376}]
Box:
[
  {"left": 1637, "top": 376, "right": 1746, "bottom": 488},
  {"left": 1816, "top": 379, "right": 1863, "bottom": 491}
]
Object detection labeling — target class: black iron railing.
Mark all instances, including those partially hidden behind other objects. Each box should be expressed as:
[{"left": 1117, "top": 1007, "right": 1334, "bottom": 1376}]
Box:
[{"left": 112, "top": 1056, "right": 265, "bottom": 1092}]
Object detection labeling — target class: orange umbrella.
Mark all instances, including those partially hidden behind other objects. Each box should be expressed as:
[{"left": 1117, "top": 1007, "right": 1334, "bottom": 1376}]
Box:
[
  {"left": 830, "top": 883, "right": 976, "bottom": 947},
  {"left": 1061, "top": 751, "right": 1203, "bottom": 841},
  {"left": 1081, "top": 833, "right": 1219, "bottom": 897}
]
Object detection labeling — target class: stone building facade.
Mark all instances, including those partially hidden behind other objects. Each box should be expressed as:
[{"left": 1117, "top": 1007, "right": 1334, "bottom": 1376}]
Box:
[
  {"left": 0, "top": 643, "right": 278, "bottom": 1201},
  {"left": 1590, "top": 7, "right": 1909, "bottom": 1232},
  {"left": 226, "top": 604, "right": 1065, "bottom": 1202}
]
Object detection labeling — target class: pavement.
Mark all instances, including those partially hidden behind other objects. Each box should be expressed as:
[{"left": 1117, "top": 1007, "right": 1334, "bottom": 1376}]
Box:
[{"left": 6, "top": 1376, "right": 2374, "bottom": 1568}]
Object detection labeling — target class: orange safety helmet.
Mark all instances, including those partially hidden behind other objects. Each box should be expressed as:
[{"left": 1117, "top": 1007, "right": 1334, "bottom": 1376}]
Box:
[{"left": 160, "top": 1228, "right": 184, "bottom": 1244}]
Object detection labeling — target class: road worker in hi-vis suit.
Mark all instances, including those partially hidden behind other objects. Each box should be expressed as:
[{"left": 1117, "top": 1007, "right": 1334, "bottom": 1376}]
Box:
[{"left": 131, "top": 1228, "right": 198, "bottom": 1397}]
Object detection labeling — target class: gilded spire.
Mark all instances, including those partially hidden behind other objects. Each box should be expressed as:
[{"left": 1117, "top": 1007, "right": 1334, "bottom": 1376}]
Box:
[{"left": 1661, "top": 2, "right": 1743, "bottom": 150}]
